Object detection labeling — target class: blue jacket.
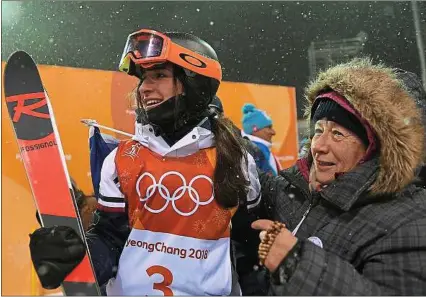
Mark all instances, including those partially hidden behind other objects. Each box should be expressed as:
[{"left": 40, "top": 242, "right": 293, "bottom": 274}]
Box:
[{"left": 242, "top": 132, "right": 278, "bottom": 176}]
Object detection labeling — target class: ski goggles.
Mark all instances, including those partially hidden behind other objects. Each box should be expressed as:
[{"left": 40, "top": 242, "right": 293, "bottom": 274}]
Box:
[{"left": 119, "top": 29, "right": 222, "bottom": 81}]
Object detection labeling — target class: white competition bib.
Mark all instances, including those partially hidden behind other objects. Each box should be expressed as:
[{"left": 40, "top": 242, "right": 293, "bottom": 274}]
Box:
[{"left": 107, "top": 229, "right": 232, "bottom": 296}]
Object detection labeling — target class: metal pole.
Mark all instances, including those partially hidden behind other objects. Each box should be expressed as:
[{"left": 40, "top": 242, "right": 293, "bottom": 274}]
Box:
[
  {"left": 80, "top": 119, "right": 134, "bottom": 137},
  {"left": 412, "top": 0, "right": 426, "bottom": 90}
]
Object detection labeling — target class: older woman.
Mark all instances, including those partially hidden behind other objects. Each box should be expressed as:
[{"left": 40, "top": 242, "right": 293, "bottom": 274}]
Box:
[{"left": 252, "top": 59, "right": 426, "bottom": 295}]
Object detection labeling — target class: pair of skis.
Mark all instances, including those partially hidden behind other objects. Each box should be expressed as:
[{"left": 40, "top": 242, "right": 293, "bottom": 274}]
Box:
[{"left": 4, "top": 51, "right": 100, "bottom": 296}]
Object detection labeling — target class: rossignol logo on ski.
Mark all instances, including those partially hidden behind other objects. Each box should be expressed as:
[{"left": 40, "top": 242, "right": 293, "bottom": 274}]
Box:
[
  {"left": 20, "top": 140, "right": 57, "bottom": 152},
  {"left": 5, "top": 91, "right": 54, "bottom": 140},
  {"left": 6, "top": 92, "right": 50, "bottom": 122}
]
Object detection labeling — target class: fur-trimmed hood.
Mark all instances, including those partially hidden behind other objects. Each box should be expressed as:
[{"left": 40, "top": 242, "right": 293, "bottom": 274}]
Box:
[{"left": 304, "top": 58, "right": 424, "bottom": 194}]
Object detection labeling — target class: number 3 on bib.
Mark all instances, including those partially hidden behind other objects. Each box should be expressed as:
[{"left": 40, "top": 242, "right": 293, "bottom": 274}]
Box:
[{"left": 146, "top": 265, "right": 174, "bottom": 296}]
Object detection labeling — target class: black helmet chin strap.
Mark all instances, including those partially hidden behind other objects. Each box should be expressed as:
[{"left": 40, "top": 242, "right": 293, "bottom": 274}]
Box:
[{"left": 136, "top": 94, "right": 211, "bottom": 145}]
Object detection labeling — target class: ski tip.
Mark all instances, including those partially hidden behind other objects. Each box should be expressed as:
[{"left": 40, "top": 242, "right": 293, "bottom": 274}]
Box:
[
  {"left": 4, "top": 50, "right": 42, "bottom": 98},
  {"left": 6, "top": 50, "right": 35, "bottom": 64},
  {"left": 4, "top": 51, "right": 37, "bottom": 75}
]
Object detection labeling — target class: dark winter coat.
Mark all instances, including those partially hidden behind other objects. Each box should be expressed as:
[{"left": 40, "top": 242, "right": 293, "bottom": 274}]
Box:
[{"left": 244, "top": 59, "right": 426, "bottom": 295}]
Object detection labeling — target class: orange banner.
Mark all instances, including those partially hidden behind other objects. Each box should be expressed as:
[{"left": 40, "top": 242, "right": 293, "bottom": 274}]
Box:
[{"left": 1, "top": 62, "right": 297, "bottom": 295}]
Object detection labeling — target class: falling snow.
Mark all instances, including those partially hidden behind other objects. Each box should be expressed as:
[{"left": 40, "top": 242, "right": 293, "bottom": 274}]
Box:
[{"left": 2, "top": 4, "right": 426, "bottom": 274}]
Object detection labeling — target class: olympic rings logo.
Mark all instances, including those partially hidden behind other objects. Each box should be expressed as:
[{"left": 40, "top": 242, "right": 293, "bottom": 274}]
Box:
[{"left": 136, "top": 171, "right": 214, "bottom": 216}]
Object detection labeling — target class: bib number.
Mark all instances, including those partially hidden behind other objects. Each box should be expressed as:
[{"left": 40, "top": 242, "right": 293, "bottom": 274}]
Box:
[{"left": 146, "top": 265, "right": 174, "bottom": 296}]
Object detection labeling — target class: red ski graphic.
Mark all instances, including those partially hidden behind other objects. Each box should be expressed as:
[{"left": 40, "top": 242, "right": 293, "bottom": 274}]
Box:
[
  {"left": 4, "top": 51, "right": 100, "bottom": 295},
  {"left": 6, "top": 92, "right": 50, "bottom": 122}
]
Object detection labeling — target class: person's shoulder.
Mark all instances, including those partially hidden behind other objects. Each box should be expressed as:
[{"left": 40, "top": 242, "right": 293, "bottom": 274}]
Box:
[
  {"left": 375, "top": 186, "right": 426, "bottom": 239},
  {"left": 250, "top": 140, "right": 268, "bottom": 150},
  {"left": 258, "top": 164, "right": 303, "bottom": 190},
  {"left": 242, "top": 138, "right": 263, "bottom": 158},
  {"left": 278, "top": 164, "right": 304, "bottom": 182},
  {"left": 115, "top": 139, "right": 141, "bottom": 156},
  {"left": 401, "top": 184, "right": 426, "bottom": 211},
  {"left": 281, "top": 164, "right": 300, "bottom": 176},
  {"left": 373, "top": 184, "right": 426, "bottom": 226},
  {"left": 117, "top": 139, "right": 138, "bottom": 148}
]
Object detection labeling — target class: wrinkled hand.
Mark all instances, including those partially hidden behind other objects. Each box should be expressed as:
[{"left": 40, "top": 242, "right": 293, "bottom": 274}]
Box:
[{"left": 252, "top": 219, "right": 298, "bottom": 272}]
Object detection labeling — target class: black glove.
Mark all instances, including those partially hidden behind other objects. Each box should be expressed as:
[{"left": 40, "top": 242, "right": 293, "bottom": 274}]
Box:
[{"left": 29, "top": 226, "right": 86, "bottom": 289}]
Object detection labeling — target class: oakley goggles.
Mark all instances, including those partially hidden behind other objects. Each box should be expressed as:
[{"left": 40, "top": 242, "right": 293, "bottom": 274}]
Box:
[{"left": 119, "top": 29, "right": 222, "bottom": 81}]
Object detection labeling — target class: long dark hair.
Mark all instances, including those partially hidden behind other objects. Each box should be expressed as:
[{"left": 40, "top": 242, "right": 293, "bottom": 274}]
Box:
[
  {"left": 133, "top": 67, "right": 249, "bottom": 209},
  {"left": 211, "top": 114, "right": 249, "bottom": 208}
]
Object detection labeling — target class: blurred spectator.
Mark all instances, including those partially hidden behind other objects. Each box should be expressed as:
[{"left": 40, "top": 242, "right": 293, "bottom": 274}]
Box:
[{"left": 241, "top": 103, "right": 281, "bottom": 175}]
